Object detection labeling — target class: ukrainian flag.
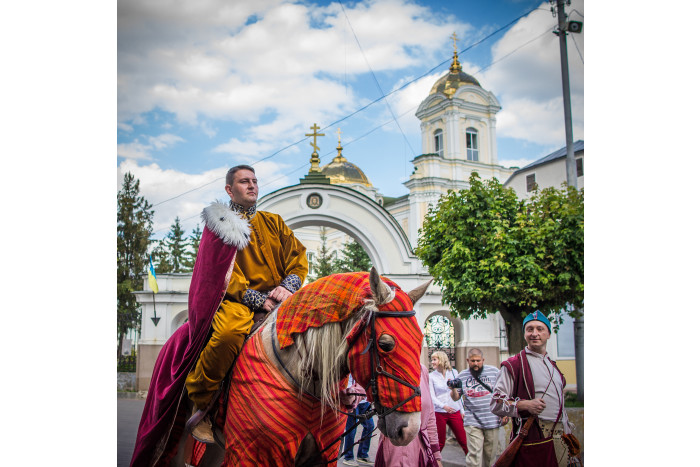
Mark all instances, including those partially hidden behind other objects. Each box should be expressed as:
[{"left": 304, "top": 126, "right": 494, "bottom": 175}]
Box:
[{"left": 148, "top": 255, "right": 159, "bottom": 293}]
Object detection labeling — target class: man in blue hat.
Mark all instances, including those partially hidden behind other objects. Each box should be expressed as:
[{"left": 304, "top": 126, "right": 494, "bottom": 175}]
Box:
[{"left": 489, "top": 311, "right": 578, "bottom": 467}]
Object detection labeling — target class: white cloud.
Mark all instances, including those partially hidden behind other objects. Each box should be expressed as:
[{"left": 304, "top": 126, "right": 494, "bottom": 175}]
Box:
[
  {"left": 148, "top": 133, "right": 185, "bottom": 149},
  {"left": 482, "top": 0, "right": 584, "bottom": 146},
  {"left": 117, "top": 158, "right": 294, "bottom": 238},
  {"left": 118, "top": 0, "right": 467, "bottom": 128},
  {"left": 117, "top": 140, "right": 151, "bottom": 160},
  {"left": 117, "top": 133, "right": 185, "bottom": 160},
  {"left": 213, "top": 138, "right": 276, "bottom": 157}
]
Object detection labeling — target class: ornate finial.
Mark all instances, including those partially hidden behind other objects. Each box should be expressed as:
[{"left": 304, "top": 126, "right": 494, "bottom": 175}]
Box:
[
  {"left": 333, "top": 127, "right": 347, "bottom": 163},
  {"left": 305, "top": 123, "right": 325, "bottom": 173},
  {"left": 450, "top": 32, "right": 462, "bottom": 73}
]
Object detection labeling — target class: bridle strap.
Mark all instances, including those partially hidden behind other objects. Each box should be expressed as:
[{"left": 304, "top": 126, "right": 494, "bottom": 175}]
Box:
[{"left": 367, "top": 310, "right": 421, "bottom": 419}]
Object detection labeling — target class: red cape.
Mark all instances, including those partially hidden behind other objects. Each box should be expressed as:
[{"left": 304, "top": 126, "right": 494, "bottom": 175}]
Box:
[{"left": 130, "top": 203, "right": 249, "bottom": 467}]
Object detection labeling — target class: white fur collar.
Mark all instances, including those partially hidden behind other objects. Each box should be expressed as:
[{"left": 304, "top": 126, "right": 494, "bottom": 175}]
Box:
[{"left": 201, "top": 201, "right": 251, "bottom": 249}]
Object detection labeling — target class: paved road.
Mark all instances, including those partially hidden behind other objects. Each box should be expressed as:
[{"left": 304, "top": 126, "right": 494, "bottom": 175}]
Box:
[
  {"left": 117, "top": 397, "right": 466, "bottom": 466},
  {"left": 118, "top": 398, "right": 146, "bottom": 467}
]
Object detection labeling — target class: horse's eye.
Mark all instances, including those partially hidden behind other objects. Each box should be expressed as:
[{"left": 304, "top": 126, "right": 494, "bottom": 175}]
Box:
[{"left": 377, "top": 334, "right": 395, "bottom": 352}]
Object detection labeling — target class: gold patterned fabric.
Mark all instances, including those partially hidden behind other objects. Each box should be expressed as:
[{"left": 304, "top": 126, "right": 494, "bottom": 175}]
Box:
[
  {"left": 538, "top": 420, "right": 570, "bottom": 467},
  {"left": 185, "top": 209, "right": 308, "bottom": 409}
]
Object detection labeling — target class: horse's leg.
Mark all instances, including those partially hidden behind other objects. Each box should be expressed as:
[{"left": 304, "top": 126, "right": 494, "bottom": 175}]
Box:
[
  {"left": 294, "top": 432, "right": 324, "bottom": 467},
  {"left": 197, "top": 441, "right": 225, "bottom": 467},
  {"left": 171, "top": 430, "right": 194, "bottom": 467}
]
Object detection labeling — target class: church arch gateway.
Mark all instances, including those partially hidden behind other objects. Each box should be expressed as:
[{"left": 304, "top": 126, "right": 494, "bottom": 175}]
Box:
[{"left": 258, "top": 183, "right": 423, "bottom": 276}]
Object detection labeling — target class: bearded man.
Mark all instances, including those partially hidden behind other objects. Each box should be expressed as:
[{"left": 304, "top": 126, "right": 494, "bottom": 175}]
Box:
[{"left": 453, "top": 348, "right": 507, "bottom": 467}]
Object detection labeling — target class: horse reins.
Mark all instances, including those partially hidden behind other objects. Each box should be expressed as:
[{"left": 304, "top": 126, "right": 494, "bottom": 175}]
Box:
[
  {"left": 362, "top": 309, "right": 421, "bottom": 419},
  {"left": 270, "top": 308, "right": 421, "bottom": 465}
]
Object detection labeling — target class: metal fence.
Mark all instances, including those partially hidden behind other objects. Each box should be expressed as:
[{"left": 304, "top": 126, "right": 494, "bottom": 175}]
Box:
[{"left": 117, "top": 354, "right": 136, "bottom": 372}]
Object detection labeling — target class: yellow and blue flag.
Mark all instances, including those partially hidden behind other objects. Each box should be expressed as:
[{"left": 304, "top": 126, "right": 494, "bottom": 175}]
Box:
[{"left": 148, "top": 255, "right": 159, "bottom": 293}]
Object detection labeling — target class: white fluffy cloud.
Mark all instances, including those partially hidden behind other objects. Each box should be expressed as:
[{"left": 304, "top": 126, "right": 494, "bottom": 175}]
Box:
[
  {"left": 117, "top": 133, "right": 184, "bottom": 160},
  {"left": 117, "top": 158, "right": 293, "bottom": 237},
  {"left": 482, "top": 0, "right": 584, "bottom": 146},
  {"left": 118, "top": 0, "right": 466, "bottom": 130}
]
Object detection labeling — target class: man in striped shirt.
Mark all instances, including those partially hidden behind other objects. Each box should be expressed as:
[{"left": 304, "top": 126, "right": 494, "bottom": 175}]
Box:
[{"left": 453, "top": 348, "right": 508, "bottom": 467}]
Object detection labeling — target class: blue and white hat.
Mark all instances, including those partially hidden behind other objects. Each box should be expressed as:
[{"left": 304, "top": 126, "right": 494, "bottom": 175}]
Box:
[{"left": 522, "top": 311, "right": 551, "bottom": 333}]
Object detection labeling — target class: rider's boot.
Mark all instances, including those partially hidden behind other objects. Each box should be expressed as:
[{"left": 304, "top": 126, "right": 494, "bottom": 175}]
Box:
[{"left": 186, "top": 406, "right": 215, "bottom": 444}]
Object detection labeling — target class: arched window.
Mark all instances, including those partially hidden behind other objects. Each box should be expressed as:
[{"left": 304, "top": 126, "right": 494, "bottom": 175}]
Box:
[
  {"left": 434, "top": 129, "right": 444, "bottom": 156},
  {"left": 466, "top": 127, "right": 479, "bottom": 161},
  {"left": 425, "top": 315, "right": 456, "bottom": 367}
]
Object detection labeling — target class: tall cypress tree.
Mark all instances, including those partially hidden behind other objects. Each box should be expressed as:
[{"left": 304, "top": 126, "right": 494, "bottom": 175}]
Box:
[{"left": 117, "top": 172, "right": 153, "bottom": 359}]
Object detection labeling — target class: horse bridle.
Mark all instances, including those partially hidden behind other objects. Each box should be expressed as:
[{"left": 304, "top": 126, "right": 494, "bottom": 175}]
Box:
[
  {"left": 356, "top": 309, "right": 421, "bottom": 419},
  {"left": 271, "top": 307, "right": 422, "bottom": 464}
]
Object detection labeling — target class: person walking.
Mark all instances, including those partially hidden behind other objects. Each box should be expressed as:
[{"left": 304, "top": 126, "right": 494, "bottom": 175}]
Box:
[
  {"left": 428, "top": 351, "right": 469, "bottom": 456},
  {"left": 341, "top": 375, "right": 374, "bottom": 466},
  {"left": 453, "top": 348, "right": 507, "bottom": 467},
  {"left": 490, "top": 311, "right": 578, "bottom": 467}
]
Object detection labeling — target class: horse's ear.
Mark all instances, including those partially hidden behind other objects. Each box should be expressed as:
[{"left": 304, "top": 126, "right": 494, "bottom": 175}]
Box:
[
  {"left": 369, "top": 266, "right": 393, "bottom": 305},
  {"left": 407, "top": 279, "right": 432, "bottom": 305}
]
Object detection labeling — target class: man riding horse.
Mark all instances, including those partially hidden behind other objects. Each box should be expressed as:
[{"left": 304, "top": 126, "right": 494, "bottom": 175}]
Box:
[{"left": 130, "top": 164, "right": 308, "bottom": 466}]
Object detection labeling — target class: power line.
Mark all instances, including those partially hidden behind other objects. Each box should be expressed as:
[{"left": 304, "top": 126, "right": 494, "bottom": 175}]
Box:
[
  {"left": 338, "top": 0, "right": 416, "bottom": 157},
  {"left": 148, "top": 4, "right": 545, "bottom": 211}
]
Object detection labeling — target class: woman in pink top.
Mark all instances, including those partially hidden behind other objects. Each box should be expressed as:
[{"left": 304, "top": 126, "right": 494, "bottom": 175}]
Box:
[{"left": 374, "top": 365, "right": 443, "bottom": 467}]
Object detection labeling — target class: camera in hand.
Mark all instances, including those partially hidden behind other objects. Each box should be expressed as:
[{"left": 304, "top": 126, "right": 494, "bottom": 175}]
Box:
[{"left": 446, "top": 378, "right": 462, "bottom": 389}]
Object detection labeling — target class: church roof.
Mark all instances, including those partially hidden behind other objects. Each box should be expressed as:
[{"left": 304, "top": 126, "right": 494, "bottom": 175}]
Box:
[
  {"left": 504, "top": 140, "right": 584, "bottom": 186},
  {"left": 321, "top": 144, "right": 372, "bottom": 187},
  {"left": 429, "top": 49, "right": 481, "bottom": 98}
]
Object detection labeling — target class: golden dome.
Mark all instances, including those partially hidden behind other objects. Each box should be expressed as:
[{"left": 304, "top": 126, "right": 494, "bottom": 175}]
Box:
[
  {"left": 429, "top": 50, "right": 481, "bottom": 98},
  {"left": 321, "top": 143, "right": 372, "bottom": 187}
]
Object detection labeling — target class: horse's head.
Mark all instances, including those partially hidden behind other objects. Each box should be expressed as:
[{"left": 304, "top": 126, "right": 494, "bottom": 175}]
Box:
[
  {"left": 273, "top": 267, "right": 430, "bottom": 446},
  {"left": 345, "top": 268, "right": 430, "bottom": 446}
]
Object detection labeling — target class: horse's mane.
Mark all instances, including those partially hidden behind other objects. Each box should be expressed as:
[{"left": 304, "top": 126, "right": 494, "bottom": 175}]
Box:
[{"left": 274, "top": 299, "right": 379, "bottom": 412}]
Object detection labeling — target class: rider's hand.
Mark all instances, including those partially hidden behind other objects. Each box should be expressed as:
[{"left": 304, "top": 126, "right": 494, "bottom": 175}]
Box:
[
  {"left": 262, "top": 297, "right": 278, "bottom": 312},
  {"left": 267, "top": 285, "right": 292, "bottom": 304}
]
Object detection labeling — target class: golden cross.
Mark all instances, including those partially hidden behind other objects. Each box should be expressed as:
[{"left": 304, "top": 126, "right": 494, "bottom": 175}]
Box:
[
  {"left": 305, "top": 123, "right": 325, "bottom": 154},
  {"left": 336, "top": 127, "right": 342, "bottom": 144},
  {"left": 452, "top": 32, "right": 458, "bottom": 54}
]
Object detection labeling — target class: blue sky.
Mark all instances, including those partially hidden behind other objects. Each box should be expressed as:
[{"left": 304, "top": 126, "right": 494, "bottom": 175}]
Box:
[{"left": 117, "top": 0, "right": 585, "bottom": 238}]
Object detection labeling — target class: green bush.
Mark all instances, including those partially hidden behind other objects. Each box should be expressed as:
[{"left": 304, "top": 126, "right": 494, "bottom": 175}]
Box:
[{"left": 118, "top": 354, "right": 136, "bottom": 372}]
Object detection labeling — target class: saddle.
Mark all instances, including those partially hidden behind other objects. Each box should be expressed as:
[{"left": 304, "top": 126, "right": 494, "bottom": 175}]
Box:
[{"left": 190, "top": 310, "right": 272, "bottom": 443}]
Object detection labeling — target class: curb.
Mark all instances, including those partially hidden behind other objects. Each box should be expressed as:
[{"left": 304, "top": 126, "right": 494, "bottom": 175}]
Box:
[{"left": 118, "top": 391, "right": 148, "bottom": 399}]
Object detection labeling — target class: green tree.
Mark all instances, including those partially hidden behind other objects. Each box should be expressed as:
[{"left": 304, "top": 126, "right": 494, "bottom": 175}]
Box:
[
  {"left": 183, "top": 223, "right": 203, "bottom": 271},
  {"left": 332, "top": 238, "right": 372, "bottom": 273},
  {"left": 152, "top": 239, "right": 170, "bottom": 274},
  {"left": 309, "top": 228, "right": 335, "bottom": 281},
  {"left": 416, "top": 173, "right": 583, "bottom": 352},
  {"left": 161, "top": 217, "right": 189, "bottom": 273},
  {"left": 117, "top": 172, "right": 153, "bottom": 359}
]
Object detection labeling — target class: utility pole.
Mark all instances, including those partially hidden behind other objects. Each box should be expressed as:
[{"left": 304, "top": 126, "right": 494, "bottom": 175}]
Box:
[
  {"left": 552, "top": 0, "right": 583, "bottom": 402},
  {"left": 554, "top": 0, "right": 578, "bottom": 189}
]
